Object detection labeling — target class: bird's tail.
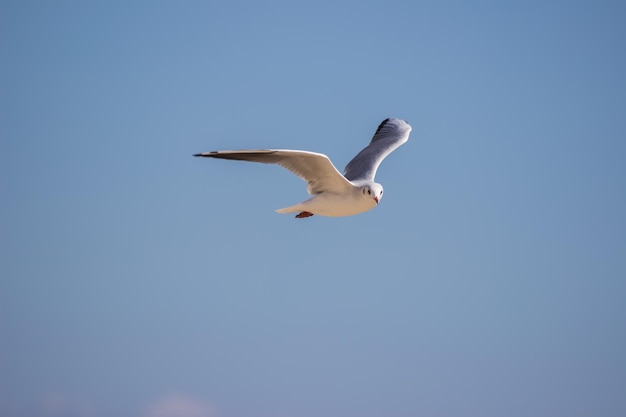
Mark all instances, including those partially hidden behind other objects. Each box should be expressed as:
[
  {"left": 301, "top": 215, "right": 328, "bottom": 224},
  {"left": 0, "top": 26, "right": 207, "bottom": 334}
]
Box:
[{"left": 275, "top": 203, "right": 304, "bottom": 214}]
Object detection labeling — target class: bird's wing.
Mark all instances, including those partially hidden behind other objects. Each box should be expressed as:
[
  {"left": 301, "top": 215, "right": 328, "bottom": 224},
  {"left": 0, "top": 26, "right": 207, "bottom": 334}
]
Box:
[
  {"left": 343, "top": 118, "right": 412, "bottom": 182},
  {"left": 194, "top": 149, "right": 353, "bottom": 194}
]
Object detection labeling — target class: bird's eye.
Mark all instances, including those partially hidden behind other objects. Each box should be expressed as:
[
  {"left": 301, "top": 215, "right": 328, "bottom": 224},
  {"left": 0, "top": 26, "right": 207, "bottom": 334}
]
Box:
[{"left": 367, "top": 189, "right": 371, "bottom": 195}]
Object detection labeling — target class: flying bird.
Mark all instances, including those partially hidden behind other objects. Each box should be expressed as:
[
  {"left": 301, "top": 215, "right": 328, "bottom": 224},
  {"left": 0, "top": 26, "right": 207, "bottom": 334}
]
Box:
[{"left": 194, "top": 118, "right": 412, "bottom": 218}]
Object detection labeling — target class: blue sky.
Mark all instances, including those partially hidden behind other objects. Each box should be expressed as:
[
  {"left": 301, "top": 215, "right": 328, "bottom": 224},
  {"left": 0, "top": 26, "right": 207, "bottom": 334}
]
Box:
[{"left": 1, "top": 1, "right": 625, "bottom": 416}]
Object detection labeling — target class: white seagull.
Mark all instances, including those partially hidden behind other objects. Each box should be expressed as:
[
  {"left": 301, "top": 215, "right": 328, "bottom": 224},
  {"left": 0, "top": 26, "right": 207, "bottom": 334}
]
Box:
[{"left": 194, "top": 118, "right": 412, "bottom": 218}]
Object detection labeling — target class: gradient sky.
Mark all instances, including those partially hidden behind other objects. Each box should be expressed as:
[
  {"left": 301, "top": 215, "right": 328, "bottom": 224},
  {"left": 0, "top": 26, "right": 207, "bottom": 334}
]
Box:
[{"left": 1, "top": 1, "right": 625, "bottom": 417}]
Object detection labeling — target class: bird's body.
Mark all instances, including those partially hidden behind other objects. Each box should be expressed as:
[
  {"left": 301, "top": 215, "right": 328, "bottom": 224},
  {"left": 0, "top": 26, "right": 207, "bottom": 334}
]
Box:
[
  {"left": 194, "top": 118, "right": 412, "bottom": 218},
  {"left": 275, "top": 181, "right": 379, "bottom": 217}
]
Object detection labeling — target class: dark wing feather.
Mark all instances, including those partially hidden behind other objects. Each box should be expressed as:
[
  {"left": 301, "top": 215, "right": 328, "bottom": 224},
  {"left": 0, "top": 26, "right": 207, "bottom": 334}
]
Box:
[{"left": 343, "top": 118, "right": 412, "bottom": 181}]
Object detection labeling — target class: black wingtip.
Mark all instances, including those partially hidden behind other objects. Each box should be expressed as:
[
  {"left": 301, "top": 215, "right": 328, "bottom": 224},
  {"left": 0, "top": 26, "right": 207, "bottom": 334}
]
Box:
[
  {"left": 373, "top": 118, "right": 391, "bottom": 135},
  {"left": 193, "top": 153, "right": 204, "bottom": 157}
]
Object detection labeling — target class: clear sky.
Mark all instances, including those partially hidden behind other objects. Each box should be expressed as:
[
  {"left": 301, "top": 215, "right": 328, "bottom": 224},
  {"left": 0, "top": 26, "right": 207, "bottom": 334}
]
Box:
[{"left": 1, "top": 1, "right": 625, "bottom": 416}]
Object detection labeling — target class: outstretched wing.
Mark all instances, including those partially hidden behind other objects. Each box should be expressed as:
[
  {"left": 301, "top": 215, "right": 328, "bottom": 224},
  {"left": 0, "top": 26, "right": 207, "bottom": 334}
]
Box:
[
  {"left": 343, "top": 118, "right": 412, "bottom": 182},
  {"left": 194, "top": 149, "right": 353, "bottom": 194}
]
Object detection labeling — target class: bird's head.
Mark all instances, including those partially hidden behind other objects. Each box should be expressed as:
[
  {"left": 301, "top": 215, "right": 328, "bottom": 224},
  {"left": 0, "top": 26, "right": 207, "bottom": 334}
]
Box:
[{"left": 361, "top": 183, "right": 384, "bottom": 205}]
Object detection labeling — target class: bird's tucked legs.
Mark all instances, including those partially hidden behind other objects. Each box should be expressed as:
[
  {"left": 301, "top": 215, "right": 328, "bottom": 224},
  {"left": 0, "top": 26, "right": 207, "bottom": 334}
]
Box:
[{"left": 295, "top": 211, "right": 314, "bottom": 219}]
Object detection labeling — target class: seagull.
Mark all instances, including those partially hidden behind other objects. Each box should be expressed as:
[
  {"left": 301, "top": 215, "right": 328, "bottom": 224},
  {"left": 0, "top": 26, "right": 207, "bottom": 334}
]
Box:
[{"left": 194, "top": 118, "right": 412, "bottom": 218}]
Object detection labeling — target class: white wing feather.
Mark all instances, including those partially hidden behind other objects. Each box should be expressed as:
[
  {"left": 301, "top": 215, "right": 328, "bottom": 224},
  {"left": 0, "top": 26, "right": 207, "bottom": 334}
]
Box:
[{"left": 194, "top": 149, "right": 352, "bottom": 194}]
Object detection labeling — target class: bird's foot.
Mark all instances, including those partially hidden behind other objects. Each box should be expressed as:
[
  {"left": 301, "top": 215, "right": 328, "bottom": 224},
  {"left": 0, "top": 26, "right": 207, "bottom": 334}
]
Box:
[{"left": 295, "top": 211, "right": 314, "bottom": 219}]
